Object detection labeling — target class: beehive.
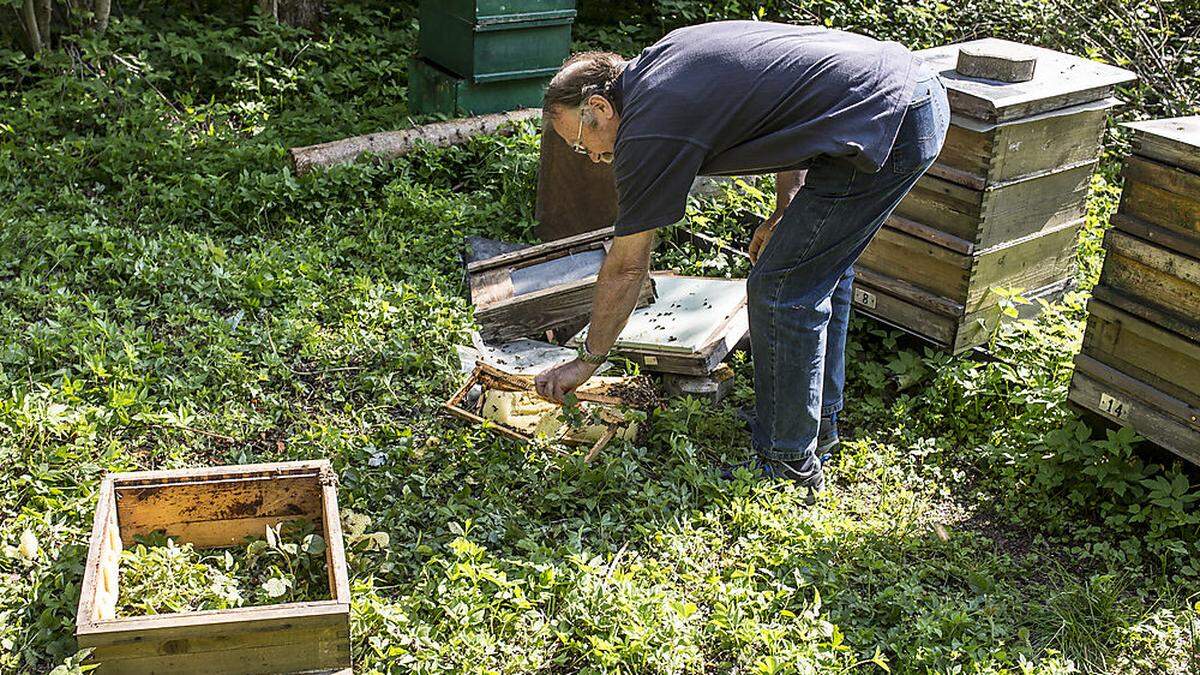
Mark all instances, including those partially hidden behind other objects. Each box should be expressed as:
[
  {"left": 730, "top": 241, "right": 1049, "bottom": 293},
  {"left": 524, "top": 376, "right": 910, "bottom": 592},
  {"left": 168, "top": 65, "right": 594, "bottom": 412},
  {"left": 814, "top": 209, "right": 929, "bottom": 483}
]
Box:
[
  {"left": 411, "top": 0, "right": 576, "bottom": 115},
  {"left": 1069, "top": 117, "right": 1200, "bottom": 465},
  {"left": 853, "top": 39, "right": 1136, "bottom": 353}
]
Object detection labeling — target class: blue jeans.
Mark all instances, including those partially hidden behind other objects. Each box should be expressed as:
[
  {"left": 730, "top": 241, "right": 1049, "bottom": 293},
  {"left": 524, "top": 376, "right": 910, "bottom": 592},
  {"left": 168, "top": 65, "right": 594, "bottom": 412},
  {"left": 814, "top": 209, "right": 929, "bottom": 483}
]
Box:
[{"left": 748, "top": 73, "right": 949, "bottom": 475}]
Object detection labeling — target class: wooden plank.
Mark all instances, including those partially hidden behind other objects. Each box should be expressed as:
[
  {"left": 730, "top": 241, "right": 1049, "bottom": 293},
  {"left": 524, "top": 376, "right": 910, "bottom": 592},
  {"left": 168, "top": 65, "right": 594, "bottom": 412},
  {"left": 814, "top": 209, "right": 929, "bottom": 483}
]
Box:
[
  {"left": 111, "top": 461, "right": 328, "bottom": 487},
  {"left": 467, "top": 227, "right": 614, "bottom": 273},
  {"left": 886, "top": 214, "right": 975, "bottom": 255},
  {"left": 975, "top": 162, "right": 1093, "bottom": 246},
  {"left": 1069, "top": 354, "right": 1200, "bottom": 466},
  {"left": 857, "top": 224, "right": 972, "bottom": 302},
  {"left": 86, "top": 616, "right": 347, "bottom": 661},
  {"left": 1119, "top": 155, "right": 1200, "bottom": 244},
  {"left": 1082, "top": 299, "right": 1200, "bottom": 407},
  {"left": 321, "top": 475, "right": 352, "bottom": 605},
  {"left": 1119, "top": 178, "right": 1200, "bottom": 243},
  {"left": 1093, "top": 285, "right": 1200, "bottom": 345},
  {"left": 895, "top": 172, "right": 984, "bottom": 242},
  {"left": 917, "top": 38, "right": 1136, "bottom": 123},
  {"left": 79, "top": 602, "right": 348, "bottom": 642},
  {"left": 1123, "top": 154, "right": 1200, "bottom": 199},
  {"left": 1110, "top": 212, "right": 1200, "bottom": 261},
  {"left": 1123, "top": 116, "right": 1200, "bottom": 174},
  {"left": 89, "top": 624, "right": 350, "bottom": 674},
  {"left": 78, "top": 478, "right": 118, "bottom": 628},
  {"left": 852, "top": 266, "right": 964, "bottom": 317},
  {"left": 930, "top": 98, "right": 1114, "bottom": 191},
  {"left": 115, "top": 475, "right": 324, "bottom": 548},
  {"left": 1097, "top": 229, "right": 1200, "bottom": 339},
  {"left": 967, "top": 218, "right": 1081, "bottom": 310},
  {"left": 850, "top": 275, "right": 960, "bottom": 347}
]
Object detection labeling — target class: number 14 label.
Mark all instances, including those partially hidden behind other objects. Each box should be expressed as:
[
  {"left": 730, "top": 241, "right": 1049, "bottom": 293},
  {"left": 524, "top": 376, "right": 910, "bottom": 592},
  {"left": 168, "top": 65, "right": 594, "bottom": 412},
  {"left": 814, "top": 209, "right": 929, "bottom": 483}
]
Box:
[{"left": 1099, "top": 392, "right": 1130, "bottom": 420}]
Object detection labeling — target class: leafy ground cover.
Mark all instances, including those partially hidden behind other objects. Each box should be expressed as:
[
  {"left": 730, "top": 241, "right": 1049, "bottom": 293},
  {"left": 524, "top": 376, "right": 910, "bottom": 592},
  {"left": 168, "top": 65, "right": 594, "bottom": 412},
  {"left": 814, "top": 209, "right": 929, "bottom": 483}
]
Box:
[{"left": 1, "top": 1, "right": 1198, "bottom": 673}]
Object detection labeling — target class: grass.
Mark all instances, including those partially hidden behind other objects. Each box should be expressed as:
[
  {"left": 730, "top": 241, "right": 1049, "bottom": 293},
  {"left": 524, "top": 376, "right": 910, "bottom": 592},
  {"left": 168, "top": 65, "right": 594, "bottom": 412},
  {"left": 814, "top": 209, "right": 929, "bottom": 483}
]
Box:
[{"left": 1, "top": 1, "right": 1199, "bottom": 673}]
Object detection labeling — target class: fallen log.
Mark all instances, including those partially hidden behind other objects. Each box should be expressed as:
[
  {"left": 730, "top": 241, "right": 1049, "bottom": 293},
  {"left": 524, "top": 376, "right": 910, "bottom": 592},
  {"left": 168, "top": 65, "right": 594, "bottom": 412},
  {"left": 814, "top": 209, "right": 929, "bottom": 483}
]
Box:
[{"left": 288, "top": 107, "right": 542, "bottom": 175}]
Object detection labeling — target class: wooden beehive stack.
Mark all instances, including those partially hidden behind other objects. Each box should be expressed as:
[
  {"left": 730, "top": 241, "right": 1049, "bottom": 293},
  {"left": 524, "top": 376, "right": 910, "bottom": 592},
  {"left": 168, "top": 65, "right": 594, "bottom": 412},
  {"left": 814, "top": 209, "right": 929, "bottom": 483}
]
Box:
[
  {"left": 852, "top": 38, "right": 1137, "bottom": 353},
  {"left": 1068, "top": 117, "right": 1200, "bottom": 465}
]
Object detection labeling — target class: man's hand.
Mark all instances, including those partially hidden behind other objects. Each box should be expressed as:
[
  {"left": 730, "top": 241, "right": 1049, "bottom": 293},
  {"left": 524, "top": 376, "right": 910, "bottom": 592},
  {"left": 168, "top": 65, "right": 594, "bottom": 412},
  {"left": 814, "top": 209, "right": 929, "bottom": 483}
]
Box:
[
  {"left": 749, "top": 211, "right": 782, "bottom": 265},
  {"left": 535, "top": 358, "right": 600, "bottom": 403}
]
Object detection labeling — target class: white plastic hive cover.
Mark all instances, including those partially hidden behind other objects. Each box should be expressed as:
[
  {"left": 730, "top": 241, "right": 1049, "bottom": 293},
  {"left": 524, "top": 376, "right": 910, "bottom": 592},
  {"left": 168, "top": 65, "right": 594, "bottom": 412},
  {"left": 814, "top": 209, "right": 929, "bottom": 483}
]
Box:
[{"left": 574, "top": 275, "right": 747, "bottom": 354}]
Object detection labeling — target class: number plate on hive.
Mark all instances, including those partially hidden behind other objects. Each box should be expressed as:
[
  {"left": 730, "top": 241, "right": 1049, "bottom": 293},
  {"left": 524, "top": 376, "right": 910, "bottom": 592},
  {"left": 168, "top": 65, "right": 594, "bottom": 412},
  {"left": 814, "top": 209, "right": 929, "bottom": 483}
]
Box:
[
  {"left": 1098, "top": 392, "right": 1130, "bottom": 420},
  {"left": 853, "top": 288, "right": 878, "bottom": 309}
]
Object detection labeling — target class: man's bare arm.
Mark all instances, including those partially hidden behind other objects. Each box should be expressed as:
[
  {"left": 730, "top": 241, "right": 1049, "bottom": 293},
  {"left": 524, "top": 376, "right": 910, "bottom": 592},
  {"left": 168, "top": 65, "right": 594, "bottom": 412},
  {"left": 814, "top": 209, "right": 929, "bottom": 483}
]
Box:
[
  {"left": 774, "top": 169, "right": 806, "bottom": 215},
  {"left": 534, "top": 229, "right": 655, "bottom": 402},
  {"left": 582, "top": 229, "right": 656, "bottom": 354}
]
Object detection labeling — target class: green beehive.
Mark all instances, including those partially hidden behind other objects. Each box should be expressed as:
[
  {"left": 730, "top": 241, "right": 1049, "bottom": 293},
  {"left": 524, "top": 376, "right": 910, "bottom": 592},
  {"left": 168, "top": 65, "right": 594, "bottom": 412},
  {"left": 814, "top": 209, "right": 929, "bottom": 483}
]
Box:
[
  {"left": 409, "top": 58, "right": 550, "bottom": 116},
  {"left": 418, "top": 5, "right": 574, "bottom": 83},
  {"left": 436, "top": 0, "right": 576, "bottom": 23}
]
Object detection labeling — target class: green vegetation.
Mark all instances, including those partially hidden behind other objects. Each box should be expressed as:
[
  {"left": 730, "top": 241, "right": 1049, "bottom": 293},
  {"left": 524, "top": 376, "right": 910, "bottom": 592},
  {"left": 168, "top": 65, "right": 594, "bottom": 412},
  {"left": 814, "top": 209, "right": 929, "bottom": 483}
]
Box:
[
  {"left": 115, "top": 522, "right": 330, "bottom": 617},
  {"left": 1, "top": 1, "right": 1198, "bottom": 673}
]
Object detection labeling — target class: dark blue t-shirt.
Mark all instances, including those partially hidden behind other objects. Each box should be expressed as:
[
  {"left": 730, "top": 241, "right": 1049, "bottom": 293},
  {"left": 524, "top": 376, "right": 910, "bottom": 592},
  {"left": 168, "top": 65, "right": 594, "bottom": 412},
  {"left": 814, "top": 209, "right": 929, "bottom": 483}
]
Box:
[{"left": 612, "top": 21, "right": 920, "bottom": 236}]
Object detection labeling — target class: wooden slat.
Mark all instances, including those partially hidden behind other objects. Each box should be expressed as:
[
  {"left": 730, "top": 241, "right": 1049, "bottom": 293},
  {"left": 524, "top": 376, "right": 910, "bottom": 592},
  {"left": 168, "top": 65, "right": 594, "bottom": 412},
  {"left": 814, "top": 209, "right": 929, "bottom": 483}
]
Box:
[
  {"left": 467, "top": 227, "right": 615, "bottom": 273},
  {"left": 1092, "top": 285, "right": 1200, "bottom": 347},
  {"left": 116, "top": 475, "right": 324, "bottom": 548},
  {"left": 966, "top": 218, "right": 1081, "bottom": 310},
  {"left": 1097, "top": 229, "right": 1200, "bottom": 340},
  {"left": 1082, "top": 299, "right": 1200, "bottom": 407},
  {"left": 321, "top": 475, "right": 352, "bottom": 605},
  {"left": 78, "top": 478, "right": 118, "bottom": 630},
  {"left": 895, "top": 173, "right": 984, "bottom": 242},
  {"left": 1119, "top": 157, "right": 1200, "bottom": 239},
  {"left": 974, "top": 162, "right": 1093, "bottom": 246},
  {"left": 929, "top": 98, "right": 1112, "bottom": 190},
  {"left": 857, "top": 224, "right": 972, "bottom": 303},
  {"left": 852, "top": 266, "right": 964, "bottom": 317},
  {"left": 1110, "top": 212, "right": 1200, "bottom": 261},
  {"left": 1069, "top": 354, "right": 1200, "bottom": 466}
]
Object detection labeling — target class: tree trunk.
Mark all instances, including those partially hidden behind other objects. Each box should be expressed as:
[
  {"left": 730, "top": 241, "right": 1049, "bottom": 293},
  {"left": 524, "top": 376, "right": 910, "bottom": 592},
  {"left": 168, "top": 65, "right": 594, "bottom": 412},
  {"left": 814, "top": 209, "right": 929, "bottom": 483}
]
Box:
[
  {"left": 35, "top": 0, "right": 51, "bottom": 47},
  {"left": 261, "top": 0, "right": 323, "bottom": 29},
  {"left": 93, "top": 0, "right": 112, "bottom": 32},
  {"left": 18, "top": 0, "right": 42, "bottom": 54},
  {"left": 288, "top": 108, "right": 541, "bottom": 175}
]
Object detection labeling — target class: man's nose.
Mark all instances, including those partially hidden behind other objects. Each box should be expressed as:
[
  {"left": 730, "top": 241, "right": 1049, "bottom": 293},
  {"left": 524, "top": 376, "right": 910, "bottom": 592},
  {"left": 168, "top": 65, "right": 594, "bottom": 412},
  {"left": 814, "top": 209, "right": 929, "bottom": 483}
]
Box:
[{"left": 589, "top": 151, "right": 603, "bottom": 163}]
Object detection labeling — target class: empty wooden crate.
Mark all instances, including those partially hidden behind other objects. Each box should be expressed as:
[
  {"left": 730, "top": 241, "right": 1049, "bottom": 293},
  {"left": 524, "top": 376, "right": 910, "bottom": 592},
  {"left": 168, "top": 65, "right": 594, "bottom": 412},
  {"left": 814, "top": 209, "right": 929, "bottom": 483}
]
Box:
[
  {"left": 75, "top": 461, "right": 351, "bottom": 674},
  {"left": 853, "top": 38, "right": 1136, "bottom": 353}
]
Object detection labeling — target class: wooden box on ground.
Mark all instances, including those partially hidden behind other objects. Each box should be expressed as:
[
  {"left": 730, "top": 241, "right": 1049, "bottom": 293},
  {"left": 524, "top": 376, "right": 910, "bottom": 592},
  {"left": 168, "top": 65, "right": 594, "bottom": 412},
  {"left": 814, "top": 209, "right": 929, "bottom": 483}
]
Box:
[
  {"left": 76, "top": 461, "right": 351, "bottom": 675},
  {"left": 1070, "top": 116, "right": 1200, "bottom": 466},
  {"left": 468, "top": 227, "right": 656, "bottom": 343},
  {"left": 853, "top": 38, "right": 1134, "bottom": 353}
]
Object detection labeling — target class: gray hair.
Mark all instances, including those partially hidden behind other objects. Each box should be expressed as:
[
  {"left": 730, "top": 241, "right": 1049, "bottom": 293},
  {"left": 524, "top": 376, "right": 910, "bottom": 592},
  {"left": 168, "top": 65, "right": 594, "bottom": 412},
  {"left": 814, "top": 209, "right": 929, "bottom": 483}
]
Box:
[{"left": 542, "top": 51, "right": 624, "bottom": 118}]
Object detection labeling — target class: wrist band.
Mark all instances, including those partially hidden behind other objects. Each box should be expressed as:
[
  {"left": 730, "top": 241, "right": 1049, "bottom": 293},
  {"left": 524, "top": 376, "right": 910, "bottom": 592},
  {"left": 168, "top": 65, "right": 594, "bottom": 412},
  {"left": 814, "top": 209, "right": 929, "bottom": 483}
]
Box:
[{"left": 577, "top": 340, "right": 609, "bottom": 365}]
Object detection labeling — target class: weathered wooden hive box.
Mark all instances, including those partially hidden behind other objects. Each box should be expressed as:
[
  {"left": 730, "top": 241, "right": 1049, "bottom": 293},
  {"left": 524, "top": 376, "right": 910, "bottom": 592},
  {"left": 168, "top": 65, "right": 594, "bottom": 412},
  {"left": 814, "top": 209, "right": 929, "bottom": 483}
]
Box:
[
  {"left": 468, "top": 227, "right": 656, "bottom": 343},
  {"left": 1070, "top": 117, "right": 1200, "bottom": 465},
  {"left": 75, "top": 461, "right": 352, "bottom": 674},
  {"left": 853, "top": 38, "right": 1136, "bottom": 353}
]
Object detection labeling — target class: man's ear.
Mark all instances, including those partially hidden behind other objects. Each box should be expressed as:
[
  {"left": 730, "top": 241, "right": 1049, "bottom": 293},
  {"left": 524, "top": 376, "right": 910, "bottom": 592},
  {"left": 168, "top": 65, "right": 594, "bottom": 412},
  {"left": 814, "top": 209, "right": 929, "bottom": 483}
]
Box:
[{"left": 587, "top": 94, "right": 615, "bottom": 120}]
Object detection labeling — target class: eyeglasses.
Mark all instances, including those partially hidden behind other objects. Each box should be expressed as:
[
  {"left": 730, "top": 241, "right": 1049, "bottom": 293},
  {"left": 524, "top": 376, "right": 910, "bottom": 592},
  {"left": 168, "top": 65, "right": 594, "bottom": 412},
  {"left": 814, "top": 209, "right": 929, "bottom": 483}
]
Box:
[{"left": 570, "top": 104, "right": 588, "bottom": 155}]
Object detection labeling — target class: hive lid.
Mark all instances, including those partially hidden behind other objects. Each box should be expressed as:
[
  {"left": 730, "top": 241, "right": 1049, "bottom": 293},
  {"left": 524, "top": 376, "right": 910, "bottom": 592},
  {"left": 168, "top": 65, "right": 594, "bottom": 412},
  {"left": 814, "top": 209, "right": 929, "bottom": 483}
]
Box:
[
  {"left": 1122, "top": 117, "right": 1200, "bottom": 174},
  {"left": 917, "top": 38, "right": 1136, "bottom": 123}
]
